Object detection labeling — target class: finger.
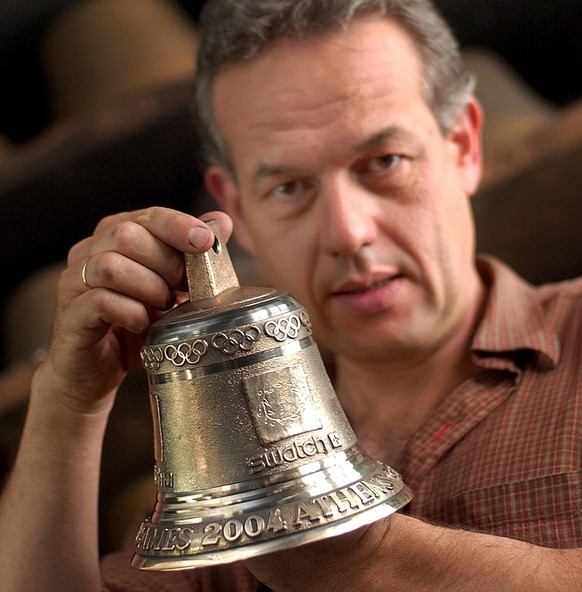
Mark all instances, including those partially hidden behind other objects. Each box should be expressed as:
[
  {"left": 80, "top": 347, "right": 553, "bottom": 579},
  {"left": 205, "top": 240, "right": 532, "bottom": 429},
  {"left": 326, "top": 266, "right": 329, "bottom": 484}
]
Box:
[
  {"left": 92, "top": 207, "right": 233, "bottom": 254},
  {"left": 74, "top": 287, "right": 153, "bottom": 337},
  {"left": 46, "top": 287, "right": 151, "bottom": 406},
  {"left": 199, "top": 211, "right": 234, "bottom": 244},
  {"left": 69, "top": 209, "right": 234, "bottom": 290},
  {"left": 73, "top": 253, "right": 176, "bottom": 311},
  {"left": 72, "top": 222, "right": 187, "bottom": 297}
]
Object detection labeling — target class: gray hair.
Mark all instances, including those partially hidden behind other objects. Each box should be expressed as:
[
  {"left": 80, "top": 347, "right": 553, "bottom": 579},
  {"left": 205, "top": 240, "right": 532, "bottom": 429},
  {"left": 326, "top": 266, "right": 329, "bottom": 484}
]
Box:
[{"left": 193, "top": 0, "right": 474, "bottom": 171}]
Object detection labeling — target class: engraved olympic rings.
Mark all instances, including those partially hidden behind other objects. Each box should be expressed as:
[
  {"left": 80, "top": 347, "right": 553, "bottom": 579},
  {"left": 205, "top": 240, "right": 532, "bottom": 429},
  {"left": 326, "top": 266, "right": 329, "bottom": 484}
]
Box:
[
  {"left": 265, "top": 315, "right": 302, "bottom": 341},
  {"left": 164, "top": 340, "right": 209, "bottom": 366},
  {"left": 141, "top": 339, "right": 208, "bottom": 370},
  {"left": 299, "top": 310, "right": 312, "bottom": 332},
  {"left": 211, "top": 327, "right": 261, "bottom": 354},
  {"left": 140, "top": 347, "right": 165, "bottom": 371}
]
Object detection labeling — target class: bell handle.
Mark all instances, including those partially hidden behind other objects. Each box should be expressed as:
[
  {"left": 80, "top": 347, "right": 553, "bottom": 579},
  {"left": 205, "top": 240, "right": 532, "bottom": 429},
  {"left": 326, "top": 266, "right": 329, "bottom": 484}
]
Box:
[{"left": 185, "top": 220, "right": 240, "bottom": 301}]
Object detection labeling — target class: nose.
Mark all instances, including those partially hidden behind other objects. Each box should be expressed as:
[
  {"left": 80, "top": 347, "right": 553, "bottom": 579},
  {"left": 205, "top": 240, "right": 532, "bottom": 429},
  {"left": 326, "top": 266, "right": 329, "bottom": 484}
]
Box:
[{"left": 318, "top": 177, "right": 377, "bottom": 257}]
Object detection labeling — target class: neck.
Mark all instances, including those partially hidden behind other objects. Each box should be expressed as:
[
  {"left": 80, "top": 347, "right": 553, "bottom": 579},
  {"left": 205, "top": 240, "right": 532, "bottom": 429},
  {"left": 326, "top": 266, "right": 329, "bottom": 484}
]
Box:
[
  {"left": 336, "top": 336, "right": 475, "bottom": 428},
  {"left": 334, "top": 281, "right": 486, "bottom": 468}
]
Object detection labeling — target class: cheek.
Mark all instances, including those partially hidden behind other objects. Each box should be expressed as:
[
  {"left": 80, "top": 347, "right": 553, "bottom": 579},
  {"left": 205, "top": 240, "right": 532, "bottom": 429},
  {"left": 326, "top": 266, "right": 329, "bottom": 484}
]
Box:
[
  {"left": 250, "top": 229, "right": 307, "bottom": 292},
  {"left": 400, "top": 176, "right": 473, "bottom": 293},
  {"left": 277, "top": 241, "right": 319, "bottom": 307},
  {"left": 425, "top": 156, "right": 475, "bottom": 249},
  {"left": 431, "top": 199, "right": 476, "bottom": 305}
]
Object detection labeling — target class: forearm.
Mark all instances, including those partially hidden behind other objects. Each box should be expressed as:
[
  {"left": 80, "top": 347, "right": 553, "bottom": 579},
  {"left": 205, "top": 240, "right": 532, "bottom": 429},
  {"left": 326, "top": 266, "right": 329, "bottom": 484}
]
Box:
[
  {"left": 366, "top": 514, "right": 578, "bottom": 591},
  {"left": 248, "top": 514, "right": 580, "bottom": 591},
  {"left": 0, "top": 366, "right": 113, "bottom": 592},
  {"left": 0, "top": 207, "right": 219, "bottom": 591}
]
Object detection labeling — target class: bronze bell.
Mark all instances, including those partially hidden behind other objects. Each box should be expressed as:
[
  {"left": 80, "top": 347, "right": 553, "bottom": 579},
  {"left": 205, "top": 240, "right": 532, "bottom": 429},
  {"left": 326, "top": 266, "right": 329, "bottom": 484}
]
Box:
[{"left": 132, "top": 221, "right": 413, "bottom": 570}]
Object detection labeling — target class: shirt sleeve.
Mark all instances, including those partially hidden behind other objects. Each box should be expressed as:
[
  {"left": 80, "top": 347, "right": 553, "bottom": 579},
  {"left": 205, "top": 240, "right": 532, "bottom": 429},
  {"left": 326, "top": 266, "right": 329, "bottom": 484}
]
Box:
[{"left": 100, "top": 551, "right": 262, "bottom": 592}]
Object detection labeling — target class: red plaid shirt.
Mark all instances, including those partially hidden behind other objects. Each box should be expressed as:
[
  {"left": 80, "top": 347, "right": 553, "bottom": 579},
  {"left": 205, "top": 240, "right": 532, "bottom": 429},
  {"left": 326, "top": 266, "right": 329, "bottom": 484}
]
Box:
[
  {"left": 101, "top": 257, "right": 582, "bottom": 590},
  {"left": 404, "top": 257, "right": 582, "bottom": 546}
]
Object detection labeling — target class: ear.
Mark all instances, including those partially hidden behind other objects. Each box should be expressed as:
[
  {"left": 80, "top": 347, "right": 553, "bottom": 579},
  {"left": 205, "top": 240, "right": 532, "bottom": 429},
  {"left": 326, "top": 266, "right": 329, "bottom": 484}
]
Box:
[
  {"left": 204, "top": 165, "right": 256, "bottom": 254},
  {"left": 447, "top": 96, "right": 483, "bottom": 196}
]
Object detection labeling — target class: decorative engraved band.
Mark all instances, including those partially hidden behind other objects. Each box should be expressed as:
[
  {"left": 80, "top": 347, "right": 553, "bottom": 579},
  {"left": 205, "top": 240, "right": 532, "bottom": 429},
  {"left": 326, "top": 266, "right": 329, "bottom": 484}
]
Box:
[
  {"left": 150, "top": 338, "right": 313, "bottom": 384},
  {"left": 141, "top": 310, "right": 313, "bottom": 373}
]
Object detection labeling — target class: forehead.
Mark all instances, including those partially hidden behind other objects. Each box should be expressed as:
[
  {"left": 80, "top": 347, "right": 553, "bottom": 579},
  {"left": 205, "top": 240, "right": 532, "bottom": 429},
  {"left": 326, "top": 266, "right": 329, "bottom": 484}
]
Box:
[{"left": 212, "top": 16, "right": 431, "bottom": 174}]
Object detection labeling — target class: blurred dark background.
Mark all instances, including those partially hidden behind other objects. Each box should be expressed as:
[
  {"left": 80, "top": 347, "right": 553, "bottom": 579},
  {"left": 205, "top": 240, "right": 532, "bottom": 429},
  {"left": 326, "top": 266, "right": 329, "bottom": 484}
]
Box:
[
  {"left": 1, "top": 0, "right": 580, "bottom": 145},
  {"left": 1, "top": 0, "right": 208, "bottom": 143}
]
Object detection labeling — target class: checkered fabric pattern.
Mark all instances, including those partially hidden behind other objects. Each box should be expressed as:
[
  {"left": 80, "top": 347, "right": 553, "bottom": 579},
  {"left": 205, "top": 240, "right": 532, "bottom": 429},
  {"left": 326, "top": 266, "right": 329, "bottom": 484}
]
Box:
[
  {"left": 403, "top": 257, "right": 582, "bottom": 548},
  {"left": 101, "top": 553, "right": 262, "bottom": 591}
]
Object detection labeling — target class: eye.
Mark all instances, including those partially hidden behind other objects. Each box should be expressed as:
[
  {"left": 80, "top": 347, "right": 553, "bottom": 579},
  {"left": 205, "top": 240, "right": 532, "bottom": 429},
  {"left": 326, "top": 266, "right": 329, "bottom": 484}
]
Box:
[
  {"left": 270, "top": 178, "right": 317, "bottom": 201},
  {"left": 262, "top": 178, "right": 318, "bottom": 219},
  {"left": 273, "top": 180, "right": 300, "bottom": 198},
  {"left": 355, "top": 152, "right": 411, "bottom": 195},
  {"left": 366, "top": 154, "right": 401, "bottom": 175}
]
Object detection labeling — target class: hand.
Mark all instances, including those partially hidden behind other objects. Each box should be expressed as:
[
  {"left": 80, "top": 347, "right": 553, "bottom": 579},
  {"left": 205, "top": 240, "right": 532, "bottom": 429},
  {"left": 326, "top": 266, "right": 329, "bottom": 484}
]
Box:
[
  {"left": 245, "top": 521, "right": 386, "bottom": 592},
  {"left": 37, "top": 207, "right": 233, "bottom": 415}
]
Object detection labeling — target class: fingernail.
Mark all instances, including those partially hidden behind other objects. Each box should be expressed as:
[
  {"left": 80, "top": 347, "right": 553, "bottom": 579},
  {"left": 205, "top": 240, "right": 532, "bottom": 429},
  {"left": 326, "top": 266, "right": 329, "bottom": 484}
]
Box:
[{"left": 188, "top": 226, "right": 212, "bottom": 250}]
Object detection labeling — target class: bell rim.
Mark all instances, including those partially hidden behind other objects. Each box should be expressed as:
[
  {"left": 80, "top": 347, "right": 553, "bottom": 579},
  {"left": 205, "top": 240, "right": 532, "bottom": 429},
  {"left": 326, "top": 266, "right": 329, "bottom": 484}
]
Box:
[
  {"left": 131, "top": 483, "right": 413, "bottom": 571},
  {"left": 132, "top": 448, "right": 413, "bottom": 571}
]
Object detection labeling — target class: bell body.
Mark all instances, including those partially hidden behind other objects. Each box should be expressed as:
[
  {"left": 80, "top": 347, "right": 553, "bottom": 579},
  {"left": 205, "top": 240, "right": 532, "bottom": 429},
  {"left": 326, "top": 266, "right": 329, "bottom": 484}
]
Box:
[{"left": 132, "top": 231, "right": 413, "bottom": 570}]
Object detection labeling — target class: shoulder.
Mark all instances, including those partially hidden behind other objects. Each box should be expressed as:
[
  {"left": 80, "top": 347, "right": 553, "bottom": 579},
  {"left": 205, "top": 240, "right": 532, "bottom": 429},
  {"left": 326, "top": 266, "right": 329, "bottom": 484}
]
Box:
[
  {"left": 537, "top": 275, "right": 582, "bottom": 300},
  {"left": 535, "top": 276, "right": 582, "bottom": 330}
]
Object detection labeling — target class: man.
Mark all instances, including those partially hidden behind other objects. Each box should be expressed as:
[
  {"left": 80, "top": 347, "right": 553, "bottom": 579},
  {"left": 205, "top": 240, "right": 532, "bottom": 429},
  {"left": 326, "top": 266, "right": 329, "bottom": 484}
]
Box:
[{"left": 1, "top": 0, "right": 580, "bottom": 590}]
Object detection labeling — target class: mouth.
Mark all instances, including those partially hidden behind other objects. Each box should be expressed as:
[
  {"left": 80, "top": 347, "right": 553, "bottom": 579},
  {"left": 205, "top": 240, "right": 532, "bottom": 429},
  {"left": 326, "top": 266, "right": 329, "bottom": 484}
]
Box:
[
  {"left": 335, "top": 276, "right": 396, "bottom": 295},
  {"left": 330, "top": 274, "right": 404, "bottom": 314},
  {"left": 333, "top": 274, "right": 401, "bottom": 295}
]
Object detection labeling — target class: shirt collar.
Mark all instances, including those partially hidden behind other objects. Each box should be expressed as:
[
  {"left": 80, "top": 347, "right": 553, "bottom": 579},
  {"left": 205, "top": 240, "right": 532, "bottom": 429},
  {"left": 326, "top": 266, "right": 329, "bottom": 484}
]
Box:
[{"left": 471, "top": 256, "right": 561, "bottom": 369}]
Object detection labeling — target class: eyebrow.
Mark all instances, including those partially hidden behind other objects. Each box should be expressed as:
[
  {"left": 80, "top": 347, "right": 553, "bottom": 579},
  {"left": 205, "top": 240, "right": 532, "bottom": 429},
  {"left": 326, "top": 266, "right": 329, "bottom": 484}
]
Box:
[
  {"left": 254, "top": 163, "right": 297, "bottom": 182},
  {"left": 250, "top": 162, "right": 300, "bottom": 195},
  {"left": 354, "top": 125, "right": 411, "bottom": 152}
]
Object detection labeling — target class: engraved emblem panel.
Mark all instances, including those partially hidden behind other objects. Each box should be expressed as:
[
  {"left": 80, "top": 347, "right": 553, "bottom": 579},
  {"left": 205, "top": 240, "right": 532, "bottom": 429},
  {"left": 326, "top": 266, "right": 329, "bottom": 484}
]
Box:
[{"left": 244, "top": 364, "right": 322, "bottom": 445}]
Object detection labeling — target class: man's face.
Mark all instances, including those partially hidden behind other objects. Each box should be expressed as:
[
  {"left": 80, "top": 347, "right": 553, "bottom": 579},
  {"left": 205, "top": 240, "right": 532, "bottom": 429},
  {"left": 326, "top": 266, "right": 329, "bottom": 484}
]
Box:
[{"left": 206, "top": 16, "right": 483, "bottom": 364}]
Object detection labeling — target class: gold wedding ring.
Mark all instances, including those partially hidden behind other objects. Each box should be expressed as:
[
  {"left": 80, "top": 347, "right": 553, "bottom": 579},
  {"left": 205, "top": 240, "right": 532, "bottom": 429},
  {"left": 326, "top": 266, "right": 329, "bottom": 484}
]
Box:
[{"left": 81, "top": 260, "right": 92, "bottom": 289}]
